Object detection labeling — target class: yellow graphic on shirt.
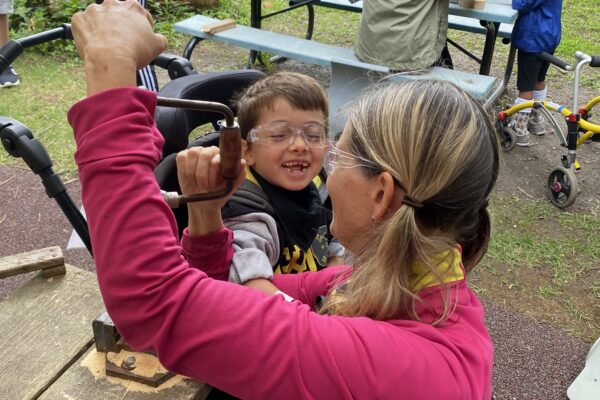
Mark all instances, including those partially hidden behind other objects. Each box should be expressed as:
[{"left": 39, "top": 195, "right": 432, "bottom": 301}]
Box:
[{"left": 274, "top": 225, "right": 329, "bottom": 274}]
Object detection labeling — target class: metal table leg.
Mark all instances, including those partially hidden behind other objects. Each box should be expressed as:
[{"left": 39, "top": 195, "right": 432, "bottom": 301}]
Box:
[
  {"left": 247, "top": 0, "right": 263, "bottom": 68},
  {"left": 182, "top": 37, "right": 204, "bottom": 60},
  {"left": 484, "top": 43, "right": 516, "bottom": 109},
  {"left": 479, "top": 21, "right": 499, "bottom": 75}
]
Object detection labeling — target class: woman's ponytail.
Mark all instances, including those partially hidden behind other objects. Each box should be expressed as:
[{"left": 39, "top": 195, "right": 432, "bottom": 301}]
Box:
[{"left": 460, "top": 204, "right": 492, "bottom": 273}]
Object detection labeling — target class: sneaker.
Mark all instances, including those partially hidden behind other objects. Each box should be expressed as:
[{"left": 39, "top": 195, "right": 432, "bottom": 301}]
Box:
[
  {"left": 0, "top": 65, "right": 20, "bottom": 88},
  {"left": 510, "top": 111, "right": 530, "bottom": 147},
  {"left": 528, "top": 108, "right": 546, "bottom": 136}
]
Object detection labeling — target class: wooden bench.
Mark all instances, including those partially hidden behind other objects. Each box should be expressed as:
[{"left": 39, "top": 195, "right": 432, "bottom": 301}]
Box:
[
  {"left": 175, "top": 15, "right": 497, "bottom": 133},
  {"left": 0, "top": 246, "right": 66, "bottom": 279},
  {"left": 0, "top": 256, "right": 208, "bottom": 399}
]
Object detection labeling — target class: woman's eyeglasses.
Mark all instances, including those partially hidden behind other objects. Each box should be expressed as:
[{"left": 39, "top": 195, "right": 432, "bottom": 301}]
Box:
[
  {"left": 325, "top": 142, "right": 378, "bottom": 175},
  {"left": 247, "top": 121, "right": 328, "bottom": 148}
]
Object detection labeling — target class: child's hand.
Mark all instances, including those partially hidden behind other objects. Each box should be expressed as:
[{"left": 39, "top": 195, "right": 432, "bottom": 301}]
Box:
[{"left": 176, "top": 146, "right": 246, "bottom": 235}]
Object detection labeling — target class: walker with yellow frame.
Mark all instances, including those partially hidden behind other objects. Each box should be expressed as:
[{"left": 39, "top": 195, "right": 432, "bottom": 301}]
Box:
[{"left": 496, "top": 51, "right": 600, "bottom": 208}]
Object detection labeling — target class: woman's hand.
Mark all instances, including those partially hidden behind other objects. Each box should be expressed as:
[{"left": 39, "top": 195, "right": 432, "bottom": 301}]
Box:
[
  {"left": 177, "top": 146, "right": 246, "bottom": 236},
  {"left": 71, "top": 0, "right": 168, "bottom": 95}
]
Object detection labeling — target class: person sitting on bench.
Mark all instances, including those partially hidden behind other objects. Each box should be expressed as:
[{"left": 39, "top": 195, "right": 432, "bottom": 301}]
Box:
[{"left": 355, "top": 0, "right": 452, "bottom": 71}]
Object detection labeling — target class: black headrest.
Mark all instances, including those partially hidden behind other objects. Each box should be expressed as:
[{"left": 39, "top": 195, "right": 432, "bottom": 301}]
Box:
[{"left": 155, "top": 69, "right": 266, "bottom": 158}]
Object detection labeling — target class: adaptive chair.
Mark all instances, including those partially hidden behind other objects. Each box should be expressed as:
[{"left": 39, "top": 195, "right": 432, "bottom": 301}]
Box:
[{"left": 154, "top": 69, "right": 266, "bottom": 236}]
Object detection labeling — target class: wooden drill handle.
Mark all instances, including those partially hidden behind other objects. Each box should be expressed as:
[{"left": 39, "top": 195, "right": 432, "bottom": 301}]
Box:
[{"left": 218, "top": 125, "right": 242, "bottom": 180}]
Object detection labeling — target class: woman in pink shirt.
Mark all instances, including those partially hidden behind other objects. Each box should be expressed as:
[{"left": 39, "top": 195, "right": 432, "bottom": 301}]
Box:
[{"left": 68, "top": 1, "right": 498, "bottom": 398}]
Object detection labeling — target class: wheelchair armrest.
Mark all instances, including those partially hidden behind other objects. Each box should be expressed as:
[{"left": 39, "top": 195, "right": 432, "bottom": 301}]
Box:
[{"left": 152, "top": 53, "right": 197, "bottom": 80}]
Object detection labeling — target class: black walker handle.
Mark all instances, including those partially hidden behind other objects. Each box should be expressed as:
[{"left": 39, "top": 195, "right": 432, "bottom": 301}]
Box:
[
  {"left": 0, "top": 24, "right": 72, "bottom": 75},
  {"left": 0, "top": 117, "right": 93, "bottom": 254},
  {"left": 538, "top": 52, "right": 571, "bottom": 71}
]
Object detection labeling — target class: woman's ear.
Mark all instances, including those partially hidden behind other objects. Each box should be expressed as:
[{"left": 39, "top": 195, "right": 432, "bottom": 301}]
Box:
[
  {"left": 372, "top": 172, "right": 405, "bottom": 223},
  {"left": 241, "top": 140, "right": 255, "bottom": 166}
]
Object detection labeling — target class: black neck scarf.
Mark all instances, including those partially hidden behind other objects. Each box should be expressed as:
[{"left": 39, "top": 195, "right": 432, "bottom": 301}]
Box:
[{"left": 250, "top": 168, "right": 326, "bottom": 250}]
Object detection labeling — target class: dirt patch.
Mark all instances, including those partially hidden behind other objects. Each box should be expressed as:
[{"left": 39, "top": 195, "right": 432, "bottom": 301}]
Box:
[{"left": 472, "top": 259, "right": 600, "bottom": 342}]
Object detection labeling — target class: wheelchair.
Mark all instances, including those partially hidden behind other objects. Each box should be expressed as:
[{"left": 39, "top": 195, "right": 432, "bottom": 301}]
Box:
[
  {"left": 154, "top": 68, "right": 266, "bottom": 237},
  {"left": 0, "top": 24, "right": 266, "bottom": 254}
]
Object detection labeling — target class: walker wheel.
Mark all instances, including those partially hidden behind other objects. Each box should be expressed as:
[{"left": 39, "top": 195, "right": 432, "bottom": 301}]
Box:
[
  {"left": 547, "top": 166, "right": 579, "bottom": 208},
  {"left": 497, "top": 121, "right": 517, "bottom": 151}
]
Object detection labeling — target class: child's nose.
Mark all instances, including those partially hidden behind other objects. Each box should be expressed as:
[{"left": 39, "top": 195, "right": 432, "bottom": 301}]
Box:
[{"left": 289, "top": 132, "right": 309, "bottom": 150}]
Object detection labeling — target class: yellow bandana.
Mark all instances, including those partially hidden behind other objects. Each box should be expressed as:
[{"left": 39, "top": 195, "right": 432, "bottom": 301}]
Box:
[{"left": 410, "top": 247, "right": 464, "bottom": 291}]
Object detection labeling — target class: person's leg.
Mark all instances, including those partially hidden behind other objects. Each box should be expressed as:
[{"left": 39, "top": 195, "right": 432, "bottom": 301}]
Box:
[
  {"left": 0, "top": 13, "right": 8, "bottom": 45},
  {"left": 434, "top": 43, "right": 453, "bottom": 69},
  {"left": 532, "top": 59, "right": 550, "bottom": 100},
  {"left": 528, "top": 56, "right": 552, "bottom": 136},
  {"left": 0, "top": 2, "right": 20, "bottom": 88},
  {"left": 511, "top": 51, "right": 542, "bottom": 146}
]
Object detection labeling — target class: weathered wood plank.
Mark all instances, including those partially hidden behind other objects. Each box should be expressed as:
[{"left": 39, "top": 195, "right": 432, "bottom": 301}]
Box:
[
  {"left": 0, "top": 265, "right": 104, "bottom": 400},
  {"left": 0, "top": 246, "right": 65, "bottom": 279},
  {"left": 39, "top": 348, "right": 210, "bottom": 400}
]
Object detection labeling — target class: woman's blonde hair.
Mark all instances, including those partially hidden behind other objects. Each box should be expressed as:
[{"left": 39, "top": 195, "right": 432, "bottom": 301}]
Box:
[{"left": 321, "top": 80, "right": 499, "bottom": 323}]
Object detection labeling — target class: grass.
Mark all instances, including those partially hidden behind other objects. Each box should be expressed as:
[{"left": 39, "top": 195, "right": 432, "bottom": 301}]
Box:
[
  {"left": 1, "top": 0, "right": 599, "bottom": 342},
  {"left": 474, "top": 195, "right": 600, "bottom": 341},
  {"left": 487, "top": 197, "right": 600, "bottom": 280},
  {"left": 0, "top": 53, "right": 86, "bottom": 179}
]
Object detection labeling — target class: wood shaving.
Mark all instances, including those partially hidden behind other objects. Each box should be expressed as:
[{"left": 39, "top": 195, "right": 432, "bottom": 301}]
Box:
[{"left": 80, "top": 349, "right": 187, "bottom": 393}]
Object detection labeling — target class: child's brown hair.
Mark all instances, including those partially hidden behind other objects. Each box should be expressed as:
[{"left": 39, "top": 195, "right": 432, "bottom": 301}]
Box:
[{"left": 234, "top": 72, "right": 328, "bottom": 139}]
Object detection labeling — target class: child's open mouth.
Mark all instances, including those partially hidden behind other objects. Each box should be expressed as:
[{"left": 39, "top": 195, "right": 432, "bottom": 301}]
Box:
[{"left": 282, "top": 161, "right": 309, "bottom": 173}]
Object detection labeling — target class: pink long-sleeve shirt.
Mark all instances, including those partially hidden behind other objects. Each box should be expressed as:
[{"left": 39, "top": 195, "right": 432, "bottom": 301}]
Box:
[{"left": 68, "top": 87, "right": 493, "bottom": 399}]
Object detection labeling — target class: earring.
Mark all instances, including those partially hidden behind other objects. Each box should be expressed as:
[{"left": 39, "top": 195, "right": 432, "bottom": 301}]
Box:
[{"left": 371, "top": 214, "right": 375, "bottom": 223}]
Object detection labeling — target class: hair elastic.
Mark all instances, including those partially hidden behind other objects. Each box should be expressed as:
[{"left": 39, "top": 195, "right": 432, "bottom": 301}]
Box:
[{"left": 402, "top": 196, "right": 423, "bottom": 209}]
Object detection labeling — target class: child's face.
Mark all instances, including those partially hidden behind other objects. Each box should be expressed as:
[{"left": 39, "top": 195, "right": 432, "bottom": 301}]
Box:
[{"left": 243, "top": 97, "right": 327, "bottom": 191}]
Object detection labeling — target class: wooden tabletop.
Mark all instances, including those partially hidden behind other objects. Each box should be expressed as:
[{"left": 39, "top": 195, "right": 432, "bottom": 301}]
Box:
[{"left": 0, "top": 264, "right": 209, "bottom": 399}]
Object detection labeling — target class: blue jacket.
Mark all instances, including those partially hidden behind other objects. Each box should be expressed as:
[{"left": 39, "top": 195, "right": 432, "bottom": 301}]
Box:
[{"left": 512, "top": 0, "right": 562, "bottom": 52}]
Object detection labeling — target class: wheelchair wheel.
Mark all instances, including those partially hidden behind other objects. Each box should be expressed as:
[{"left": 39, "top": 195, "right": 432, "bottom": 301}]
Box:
[
  {"left": 547, "top": 166, "right": 578, "bottom": 208},
  {"left": 496, "top": 120, "right": 517, "bottom": 151}
]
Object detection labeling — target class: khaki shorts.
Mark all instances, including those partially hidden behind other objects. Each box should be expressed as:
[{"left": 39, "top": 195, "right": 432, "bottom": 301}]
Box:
[{"left": 0, "top": 0, "right": 13, "bottom": 14}]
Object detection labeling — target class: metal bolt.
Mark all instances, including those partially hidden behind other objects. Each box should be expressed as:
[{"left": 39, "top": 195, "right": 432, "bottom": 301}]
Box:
[{"left": 121, "top": 356, "right": 137, "bottom": 370}]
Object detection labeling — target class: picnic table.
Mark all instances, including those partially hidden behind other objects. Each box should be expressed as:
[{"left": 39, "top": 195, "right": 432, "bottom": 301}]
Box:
[
  {"left": 0, "top": 248, "right": 210, "bottom": 400},
  {"left": 175, "top": 0, "right": 515, "bottom": 133},
  {"left": 249, "top": 0, "right": 518, "bottom": 76}
]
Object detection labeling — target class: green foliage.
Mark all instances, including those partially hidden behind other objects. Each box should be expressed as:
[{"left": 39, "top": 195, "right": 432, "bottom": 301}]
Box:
[
  {"left": 145, "top": 0, "right": 196, "bottom": 43},
  {"left": 9, "top": 1, "right": 86, "bottom": 55},
  {"left": 8, "top": 1, "right": 197, "bottom": 55},
  {"left": 487, "top": 196, "right": 600, "bottom": 285},
  {"left": 0, "top": 53, "right": 85, "bottom": 179},
  {"left": 203, "top": 0, "right": 250, "bottom": 25}
]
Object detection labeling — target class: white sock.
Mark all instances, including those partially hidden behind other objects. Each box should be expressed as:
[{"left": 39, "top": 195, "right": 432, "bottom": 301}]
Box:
[
  {"left": 533, "top": 88, "right": 547, "bottom": 101},
  {"left": 514, "top": 97, "right": 532, "bottom": 113}
]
